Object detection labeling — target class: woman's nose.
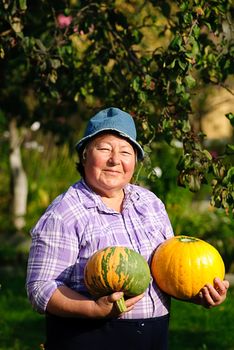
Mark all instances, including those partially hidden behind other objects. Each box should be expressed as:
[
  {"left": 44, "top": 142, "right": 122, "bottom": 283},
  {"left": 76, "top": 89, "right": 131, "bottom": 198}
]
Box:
[{"left": 108, "top": 151, "right": 120, "bottom": 165}]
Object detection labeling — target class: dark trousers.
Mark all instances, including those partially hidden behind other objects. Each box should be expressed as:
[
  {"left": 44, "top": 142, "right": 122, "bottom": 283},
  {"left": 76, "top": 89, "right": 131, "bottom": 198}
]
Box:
[{"left": 45, "top": 313, "right": 170, "bottom": 350}]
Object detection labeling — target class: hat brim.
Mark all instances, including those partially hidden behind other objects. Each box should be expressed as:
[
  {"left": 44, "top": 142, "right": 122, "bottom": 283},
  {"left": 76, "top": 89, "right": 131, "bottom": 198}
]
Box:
[{"left": 75, "top": 128, "right": 144, "bottom": 160}]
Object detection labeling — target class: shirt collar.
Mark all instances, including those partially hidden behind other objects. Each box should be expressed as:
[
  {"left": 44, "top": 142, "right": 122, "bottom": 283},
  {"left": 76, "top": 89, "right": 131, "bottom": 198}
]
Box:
[{"left": 76, "top": 179, "right": 140, "bottom": 212}]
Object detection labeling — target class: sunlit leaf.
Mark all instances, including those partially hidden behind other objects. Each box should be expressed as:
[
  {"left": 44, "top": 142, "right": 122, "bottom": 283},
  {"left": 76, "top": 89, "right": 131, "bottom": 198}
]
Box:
[
  {"left": 19, "top": 0, "right": 27, "bottom": 11},
  {"left": 226, "top": 113, "right": 234, "bottom": 126},
  {"left": 185, "top": 75, "right": 196, "bottom": 88}
]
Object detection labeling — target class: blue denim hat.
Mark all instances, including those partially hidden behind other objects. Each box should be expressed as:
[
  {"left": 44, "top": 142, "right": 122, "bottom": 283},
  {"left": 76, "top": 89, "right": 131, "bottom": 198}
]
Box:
[{"left": 76, "top": 107, "right": 144, "bottom": 160}]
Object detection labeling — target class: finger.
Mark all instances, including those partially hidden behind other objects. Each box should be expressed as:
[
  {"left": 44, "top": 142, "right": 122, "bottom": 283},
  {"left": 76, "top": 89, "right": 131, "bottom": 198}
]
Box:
[
  {"left": 222, "top": 280, "right": 230, "bottom": 290},
  {"left": 107, "top": 292, "right": 124, "bottom": 303},
  {"left": 201, "top": 286, "right": 218, "bottom": 306},
  {"left": 205, "top": 284, "right": 222, "bottom": 303},
  {"left": 125, "top": 293, "right": 145, "bottom": 308},
  {"left": 213, "top": 277, "right": 229, "bottom": 289},
  {"left": 213, "top": 278, "right": 229, "bottom": 295},
  {"left": 213, "top": 277, "right": 221, "bottom": 284}
]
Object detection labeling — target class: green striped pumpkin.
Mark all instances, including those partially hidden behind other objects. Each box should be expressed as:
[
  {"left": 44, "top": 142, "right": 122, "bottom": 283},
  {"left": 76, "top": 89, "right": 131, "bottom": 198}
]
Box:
[{"left": 84, "top": 246, "right": 151, "bottom": 312}]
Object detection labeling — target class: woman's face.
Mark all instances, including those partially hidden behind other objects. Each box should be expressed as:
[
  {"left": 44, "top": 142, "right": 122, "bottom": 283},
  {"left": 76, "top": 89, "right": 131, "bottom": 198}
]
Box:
[{"left": 83, "top": 133, "right": 136, "bottom": 196}]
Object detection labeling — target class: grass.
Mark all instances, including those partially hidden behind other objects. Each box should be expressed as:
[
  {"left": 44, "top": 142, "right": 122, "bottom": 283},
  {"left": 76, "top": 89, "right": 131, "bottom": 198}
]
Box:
[
  {"left": 0, "top": 265, "right": 45, "bottom": 350},
  {"left": 169, "top": 290, "right": 234, "bottom": 350},
  {"left": 0, "top": 266, "right": 233, "bottom": 350}
]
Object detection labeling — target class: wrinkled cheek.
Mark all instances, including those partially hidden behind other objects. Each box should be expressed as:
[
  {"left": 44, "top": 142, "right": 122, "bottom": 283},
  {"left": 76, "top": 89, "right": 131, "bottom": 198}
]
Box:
[
  {"left": 124, "top": 166, "right": 135, "bottom": 180},
  {"left": 84, "top": 163, "right": 102, "bottom": 178}
]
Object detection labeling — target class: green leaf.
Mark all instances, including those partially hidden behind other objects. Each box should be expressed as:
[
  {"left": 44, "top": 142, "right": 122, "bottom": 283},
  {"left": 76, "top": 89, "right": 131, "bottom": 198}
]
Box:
[
  {"left": 185, "top": 75, "right": 196, "bottom": 88},
  {"left": 180, "top": 2, "right": 188, "bottom": 11},
  {"left": 35, "top": 39, "right": 47, "bottom": 52},
  {"left": 143, "top": 145, "right": 152, "bottom": 153},
  {"left": 178, "top": 59, "right": 187, "bottom": 70},
  {"left": 181, "top": 92, "right": 190, "bottom": 103},
  {"left": 190, "top": 37, "right": 200, "bottom": 56},
  {"left": 0, "top": 47, "right": 5, "bottom": 59},
  {"left": 193, "top": 25, "right": 200, "bottom": 39},
  {"left": 74, "top": 92, "right": 80, "bottom": 102},
  {"left": 64, "top": 8, "right": 71, "bottom": 16},
  {"left": 50, "top": 58, "right": 62, "bottom": 69},
  {"left": 50, "top": 90, "right": 60, "bottom": 99},
  {"left": 80, "top": 86, "right": 87, "bottom": 96},
  {"left": 170, "top": 35, "right": 182, "bottom": 50},
  {"left": 226, "top": 144, "right": 234, "bottom": 154},
  {"left": 184, "top": 12, "right": 193, "bottom": 25},
  {"left": 182, "top": 120, "right": 191, "bottom": 133},
  {"left": 10, "top": 16, "right": 23, "bottom": 33},
  {"left": 202, "top": 149, "right": 212, "bottom": 161},
  {"left": 139, "top": 91, "right": 147, "bottom": 103},
  {"left": 49, "top": 70, "right": 58, "bottom": 84},
  {"left": 144, "top": 74, "right": 152, "bottom": 89},
  {"left": 176, "top": 79, "right": 185, "bottom": 94},
  {"left": 188, "top": 174, "right": 201, "bottom": 192},
  {"left": 132, "top": 77, "right": 140, "bottom": 92},
  {"left": 132, "top": 29, "right": 142, "bottom": 44},
  {"left": 226, "top": 113, "right": 234, "bottom": 126},
  {"left": 170, "top": 59, "right": 177, "bottom": 68},
  {"left": 19, "top": 0, "right": 27, "bottom": 10},
  {"left": 224, "top": 167, "right": 234, "bottom": 183}
]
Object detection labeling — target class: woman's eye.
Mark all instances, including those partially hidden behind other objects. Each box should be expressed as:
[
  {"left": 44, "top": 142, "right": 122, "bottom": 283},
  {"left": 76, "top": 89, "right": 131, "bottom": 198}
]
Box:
[
  {"left": 99, "top": 147, "right": 111, "bottom": 151},
  {"left": 121, "top": 150, "right": 132, "bottom": 155}
]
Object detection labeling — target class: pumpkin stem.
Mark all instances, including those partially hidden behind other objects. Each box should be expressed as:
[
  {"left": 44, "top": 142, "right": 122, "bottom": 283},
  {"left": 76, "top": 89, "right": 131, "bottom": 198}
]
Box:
[
  {"left": 178, "top": 236, "right": 198, "bottom": 243},
  {"left": 116, "top": 296, "right": 127, "bottom": 313}
]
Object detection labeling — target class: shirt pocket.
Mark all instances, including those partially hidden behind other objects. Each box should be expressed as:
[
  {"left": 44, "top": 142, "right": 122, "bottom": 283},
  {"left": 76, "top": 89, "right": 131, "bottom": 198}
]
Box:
[{"left": 134, "top": 216, "right": 168, "bottom": 263}]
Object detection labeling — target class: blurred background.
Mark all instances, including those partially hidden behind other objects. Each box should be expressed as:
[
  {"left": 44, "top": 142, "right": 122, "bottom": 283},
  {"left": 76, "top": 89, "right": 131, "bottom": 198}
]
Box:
[{"left": 0, "top": 1, "right": 233, "bottom": 349}]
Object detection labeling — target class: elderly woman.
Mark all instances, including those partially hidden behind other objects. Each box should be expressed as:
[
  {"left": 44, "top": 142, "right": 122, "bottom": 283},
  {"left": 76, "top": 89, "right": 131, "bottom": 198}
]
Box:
[{"left": 26, "top": 107, "right": 229, "bottom": 350}]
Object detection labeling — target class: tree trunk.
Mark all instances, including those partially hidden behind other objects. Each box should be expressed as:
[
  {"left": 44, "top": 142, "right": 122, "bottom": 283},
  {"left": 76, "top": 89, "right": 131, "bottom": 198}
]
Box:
[{"left": 9, "top": 118, "right": 28, "bottom": 231}]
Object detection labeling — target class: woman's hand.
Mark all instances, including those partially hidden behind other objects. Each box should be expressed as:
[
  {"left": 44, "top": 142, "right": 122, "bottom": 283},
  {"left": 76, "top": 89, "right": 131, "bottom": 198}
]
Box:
[
  {"left": 94, "top": 292, "right": 145, "bottom": 318},
  {"left": 193, "top": 277, "right": 229, "bottom": 308},
  {"left": 47, "top": 286, "right": 144, "bottom": 319}
]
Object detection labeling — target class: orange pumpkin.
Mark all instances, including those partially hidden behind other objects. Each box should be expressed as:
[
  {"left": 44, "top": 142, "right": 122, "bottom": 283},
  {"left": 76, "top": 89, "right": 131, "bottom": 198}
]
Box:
[{"left": 151, "top": 235, "right": 225, "bottom": 300}]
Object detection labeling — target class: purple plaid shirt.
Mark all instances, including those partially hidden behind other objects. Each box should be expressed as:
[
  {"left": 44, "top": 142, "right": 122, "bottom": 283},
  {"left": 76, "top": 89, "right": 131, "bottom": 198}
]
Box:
[{"left": 26, "top": 179, "right": 174, "bottom": 319}]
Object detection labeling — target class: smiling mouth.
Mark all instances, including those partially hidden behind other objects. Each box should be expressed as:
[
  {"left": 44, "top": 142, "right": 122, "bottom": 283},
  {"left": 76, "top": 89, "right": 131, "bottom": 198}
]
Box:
[{"left": 103, "top": 169, "right": 121, "bottom": 174}]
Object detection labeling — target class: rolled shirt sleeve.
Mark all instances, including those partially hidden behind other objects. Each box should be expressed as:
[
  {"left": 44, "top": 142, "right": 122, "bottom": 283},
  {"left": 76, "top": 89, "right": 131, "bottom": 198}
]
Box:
[{"left": 26, "top": 213, "right": 79, "bottom": 313}]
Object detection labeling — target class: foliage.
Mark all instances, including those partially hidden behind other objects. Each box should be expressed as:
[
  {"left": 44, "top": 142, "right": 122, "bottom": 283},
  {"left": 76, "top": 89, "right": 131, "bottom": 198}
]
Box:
[
  {"left": 0, "top": 131, "right": 78, "bottom": 233},
  {"left": 0, "top": 0, "right": 234, "bottom": 223},
  {"left": 22, "top": 136, "right": 79, "bottom": 230}
]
